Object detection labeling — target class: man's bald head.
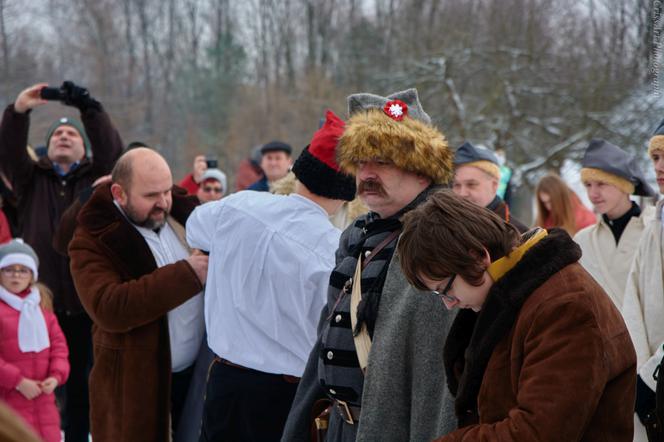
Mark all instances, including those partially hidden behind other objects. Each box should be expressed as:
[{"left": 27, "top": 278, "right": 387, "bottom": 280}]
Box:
[
  {"left": 112, "top": 148, "right": 171, "bottom": 191},
  {"left": 110, "top": 148, "right": 173, "bottom": 230}
]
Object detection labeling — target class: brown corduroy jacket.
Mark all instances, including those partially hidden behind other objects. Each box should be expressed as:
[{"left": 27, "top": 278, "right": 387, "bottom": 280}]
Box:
[{"left": 68, "top": 184, "right": 202, "bottom": 442}]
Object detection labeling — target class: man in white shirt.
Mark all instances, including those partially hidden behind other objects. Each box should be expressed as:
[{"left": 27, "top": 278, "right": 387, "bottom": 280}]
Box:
[{"left": 187, "top": 110, "right": 356, "bottom": 442}]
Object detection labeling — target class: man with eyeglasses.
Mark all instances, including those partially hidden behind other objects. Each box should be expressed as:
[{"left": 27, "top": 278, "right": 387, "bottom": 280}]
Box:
[
  {"left": 196, "top": 169, "right": 227, "bottom": 204},
  {"left": 282, "top": 89, "right": 457, "bottom": 442}
]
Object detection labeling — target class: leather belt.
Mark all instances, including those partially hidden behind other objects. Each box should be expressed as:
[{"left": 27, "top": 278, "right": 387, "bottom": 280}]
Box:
[
  {"left": 214, "top": 356, "right": 300, "bottom": 384},
  {"left": 333, "top": 399, "right": 361, "bottom": 425}
]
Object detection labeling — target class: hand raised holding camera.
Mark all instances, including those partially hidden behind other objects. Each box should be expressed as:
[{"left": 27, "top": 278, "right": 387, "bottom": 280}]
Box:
[{"left": 14, "top": 83, "right": 49, "bottom": 114}]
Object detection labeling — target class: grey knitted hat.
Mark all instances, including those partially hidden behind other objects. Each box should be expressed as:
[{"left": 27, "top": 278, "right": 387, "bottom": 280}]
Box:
[
  {"left": 201, "top": 168, "right": 228, "bottom": 196},
  {"left": 0, "top": 239, "right": 39, "bottom": 279}
]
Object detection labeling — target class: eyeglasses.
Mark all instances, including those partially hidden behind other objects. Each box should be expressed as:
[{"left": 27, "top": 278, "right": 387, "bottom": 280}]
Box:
[
  {"left": 1, "top": 267, "right": 32, "bottom": 277},
  {"left": 432, "top": 274, "right": 457, "bottom": 303},
  {"left": 202, "top": 187, "right": 222, "bottom": 193}
]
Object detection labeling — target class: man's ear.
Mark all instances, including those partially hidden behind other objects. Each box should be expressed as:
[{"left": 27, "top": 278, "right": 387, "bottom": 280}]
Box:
[
  {"left": 490, "top": 178, "right": 499, "bottom": 194},
  {"left": 110, "top": 183, "right": 126, "bottom": 205}
]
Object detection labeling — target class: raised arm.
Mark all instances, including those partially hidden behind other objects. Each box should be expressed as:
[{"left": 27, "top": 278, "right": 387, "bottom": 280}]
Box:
[{"left": 0, "top": 83, "right": 48, "bottom": 193}]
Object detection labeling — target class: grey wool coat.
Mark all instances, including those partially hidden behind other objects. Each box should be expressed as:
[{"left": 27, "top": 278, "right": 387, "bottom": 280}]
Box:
[{"left": 282, "top": 224, "right": 456, "bottom": 442}]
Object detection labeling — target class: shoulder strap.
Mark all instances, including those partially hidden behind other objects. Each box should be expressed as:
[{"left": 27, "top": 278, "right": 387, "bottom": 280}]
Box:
[{"left": 350, "top": 229, "right": 401, "bottom": 374}]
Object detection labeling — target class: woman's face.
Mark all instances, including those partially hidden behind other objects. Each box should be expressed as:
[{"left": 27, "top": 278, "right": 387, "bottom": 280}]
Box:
[
  {"left": 418, "top": 271, "right": 494, "bottom": 312},
  {"left": 539, "top": 192, "right": 552, "bottom": 212},
  {"left": 0, "top": 264, "right": 33, "bottom": 294}
]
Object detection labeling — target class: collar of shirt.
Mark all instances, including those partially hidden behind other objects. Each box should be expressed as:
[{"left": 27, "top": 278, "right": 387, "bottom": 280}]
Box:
[
  {"left": 288, "top": 193, "right": 328, "bottom": 217},
  {"left": 602, "top": 201, "right": 641, "bottom": 244},
  {"left": 53, "top": 161, "right": 80, "bottom": 177}
]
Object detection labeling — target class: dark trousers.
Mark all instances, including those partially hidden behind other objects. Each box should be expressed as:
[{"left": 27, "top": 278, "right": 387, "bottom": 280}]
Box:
[
  {"left": 199, "top": 359, "right": 299, "bottom": 442},
  {"left": 172, "top": 364, "right": 195, "bottom": 435},
  {"left": 55, "top": 312, "right": 93, "bottom": 442}
]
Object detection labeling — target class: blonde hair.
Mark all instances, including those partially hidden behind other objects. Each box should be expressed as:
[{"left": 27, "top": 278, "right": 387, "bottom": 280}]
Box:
[
  {"left": 535, "top": 173, "right": 578, "bottom": 235},
  {"left": 34, "top": 282, "right": 54, "bottom": 311}
]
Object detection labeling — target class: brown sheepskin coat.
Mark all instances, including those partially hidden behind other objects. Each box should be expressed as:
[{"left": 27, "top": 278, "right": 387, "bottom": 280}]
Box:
[
  {"left": 68, "top": 184, "right": 202, "bottom": 442},
  {"left": 437, "top": 229, "right": 636, "bottom": 441}
]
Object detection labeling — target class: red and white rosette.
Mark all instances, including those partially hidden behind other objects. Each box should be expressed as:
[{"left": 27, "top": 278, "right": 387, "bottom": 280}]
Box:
[{"left": 383, "top": 99, "right": 408, "bottom": 121}]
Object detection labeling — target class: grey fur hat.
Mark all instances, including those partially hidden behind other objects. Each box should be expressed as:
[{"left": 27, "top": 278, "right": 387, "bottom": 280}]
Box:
[{"left": 347, "top": 88, "right": 432, "bottom": 124}]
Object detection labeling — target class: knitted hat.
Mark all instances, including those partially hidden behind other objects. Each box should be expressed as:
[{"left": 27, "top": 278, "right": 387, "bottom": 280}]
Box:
[
  {"left": 292, "top": 110, "right": 356, "bottom": 201},
  {"left": 337, "top": 88, "right": 453, "bottom": 185},
  {"left": 45, "top": 117, "right": 92, "bottom": 157},
  {"left": 0, "top": 239, "right": 39, "bottom": 279},
  {"left": 580, "top": 139, "right": 654, "bottom": 197},
  {"left": 201, "top": 168, "right": 228, "bottom": 196},
  {"left": 453, "top": 142, "right": 501, "bottom": 180},
  {"left": 260, "top": 141, "right": 292, "bottom": 156}
]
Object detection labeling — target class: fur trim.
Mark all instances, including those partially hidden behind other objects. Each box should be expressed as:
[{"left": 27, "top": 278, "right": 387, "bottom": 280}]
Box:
[
  {"left": 580, "top": 167, "right": 634, "bottom": 195},
  {"left": 337, "top": 109, "right": 453, "bottom": 185},
  {"left": 443, "top": 228, "right": 581, "bottom": 423},
  {"left": 270, "top": 172, "right": 297, "bottom": 195},
  {"left": 649, "top": 135, "right": 664, "bottom": 156},
  {"left": 462, "top": 161, "right": 500, "bottom": 180}
]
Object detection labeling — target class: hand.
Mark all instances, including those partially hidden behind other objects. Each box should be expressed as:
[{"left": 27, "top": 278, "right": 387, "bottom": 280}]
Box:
[
  {"left": 193, "top": 155, "right": 207, "bottom": 183},
  {"left": 14, "top": 83, "right": 49, "bottom": 113},
  {"left": 16, "top": 378, "right": 42, "bottom": 400},
  {"left": 185, "top": 254, "right": 209, "bottom": 285},
  {"left": 61, "top": 80, "right": 98, "bottom": 111},
  {"left": 40, "top": 377, "right": 59, "bottom": 394}
]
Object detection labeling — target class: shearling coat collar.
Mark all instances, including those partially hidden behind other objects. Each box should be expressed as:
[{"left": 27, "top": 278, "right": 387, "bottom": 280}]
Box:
[
  {"left": 76, "top": 183, "right": 198, "bottom": 278},
  {"left": 443, "top": 228, "right": 582, "bottom": 424}
]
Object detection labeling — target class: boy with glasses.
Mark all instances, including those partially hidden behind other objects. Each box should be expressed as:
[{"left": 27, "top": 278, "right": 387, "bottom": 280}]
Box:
[{"left": 397, "top": 190, "right": 636, "bottom": 441}]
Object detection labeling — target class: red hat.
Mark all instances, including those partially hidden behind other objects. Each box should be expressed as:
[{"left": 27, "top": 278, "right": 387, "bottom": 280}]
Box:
[{"left": 292, "top": 110, "right": 356, "bottom": 201}]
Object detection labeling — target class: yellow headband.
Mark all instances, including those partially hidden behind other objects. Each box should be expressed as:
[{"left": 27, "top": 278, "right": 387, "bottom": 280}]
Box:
[
  {"left": 649, "top": 135, "right": 664, "bottom": 156},
  {"left": 462, "top": 161, "right": 501, "bottom": 180},
  {"left": 580, "top": 167, "right": 634, "bottom": 195}
]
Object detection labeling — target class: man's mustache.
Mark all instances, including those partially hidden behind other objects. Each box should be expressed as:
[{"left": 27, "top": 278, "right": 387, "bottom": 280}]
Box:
[{"left": 358, "top": 180, "right": 386, "bottom": 196}]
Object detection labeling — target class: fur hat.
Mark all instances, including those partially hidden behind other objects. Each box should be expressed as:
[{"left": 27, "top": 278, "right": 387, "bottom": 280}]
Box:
[
  {"left": 581, "top": 139, "right": 654, "bottom": 197},
  {"left": 649, "top": 118, "right": 664, "bottom": 156},
  {"left": 453, "top": 142, "right": 501, "bottom": 180},
  {"left": 0, "top": 239, "right": 39, "bottom": 279},
  {"left": 292, "top": 110, "right": 356, "bottom": 201},
  {"left": 45, "top": 117, "right": 92, "bottom": 157},
  {"left": 337, "top": 88, "right": 453, "bottom": 185}
]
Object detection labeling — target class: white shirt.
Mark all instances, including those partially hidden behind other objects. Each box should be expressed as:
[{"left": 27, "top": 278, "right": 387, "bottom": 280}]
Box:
[
  {"left": 114, "top": 201, "right": 205, "bottom": 372},
  {"left": 186, "top": 191, "right": 340, "bottom": 377}
]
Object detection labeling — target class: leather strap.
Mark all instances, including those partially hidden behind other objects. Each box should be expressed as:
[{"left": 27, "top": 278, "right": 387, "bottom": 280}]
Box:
[{"left": 350, "top": 229, "right": 401, "bottom": 374}]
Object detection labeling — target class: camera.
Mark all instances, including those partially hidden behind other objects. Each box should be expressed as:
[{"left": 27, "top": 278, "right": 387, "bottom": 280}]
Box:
[
  {"left": 206, "top": 156, "right": 218, "bottom": 169},
  {"left": 40, "top": 86, "right": 66, "bottom": 101}
]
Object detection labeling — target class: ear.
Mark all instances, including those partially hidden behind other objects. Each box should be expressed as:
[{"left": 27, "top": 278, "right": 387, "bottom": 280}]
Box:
[
  {"left": 110, "top": 183, "right": 127, "bottom": 205},
  {"left": 481, "top": 248, "right": 491, "bottom": 267},
  {"left": 490, "top": 178, "right": 499, "bottom": 194}
]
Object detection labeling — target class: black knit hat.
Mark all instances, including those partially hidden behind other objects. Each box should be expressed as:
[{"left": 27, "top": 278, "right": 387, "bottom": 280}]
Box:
[{"left": 292, "top": 110, "right": 356, "bottom": 201}]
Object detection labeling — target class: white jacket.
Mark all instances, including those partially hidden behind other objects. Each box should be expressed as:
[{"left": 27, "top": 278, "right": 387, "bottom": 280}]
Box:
[{"left": 574, "top": 205, "right": 655, "bottom": 309}]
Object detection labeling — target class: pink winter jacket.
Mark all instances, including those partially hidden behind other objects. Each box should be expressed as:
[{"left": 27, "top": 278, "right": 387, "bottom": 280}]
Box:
[{"left": 0, "top": 292, "right": 70, "bottom": 442}]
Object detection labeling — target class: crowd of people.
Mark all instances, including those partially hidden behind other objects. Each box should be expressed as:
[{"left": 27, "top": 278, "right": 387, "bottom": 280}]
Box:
[{"left": 0, "top": 81, "right": 662, "bottom": 442}]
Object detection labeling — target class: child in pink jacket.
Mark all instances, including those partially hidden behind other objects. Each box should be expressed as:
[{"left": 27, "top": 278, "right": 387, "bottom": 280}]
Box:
[{"left": 0, "top": 239, "right": 69, "bottom": 442}]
